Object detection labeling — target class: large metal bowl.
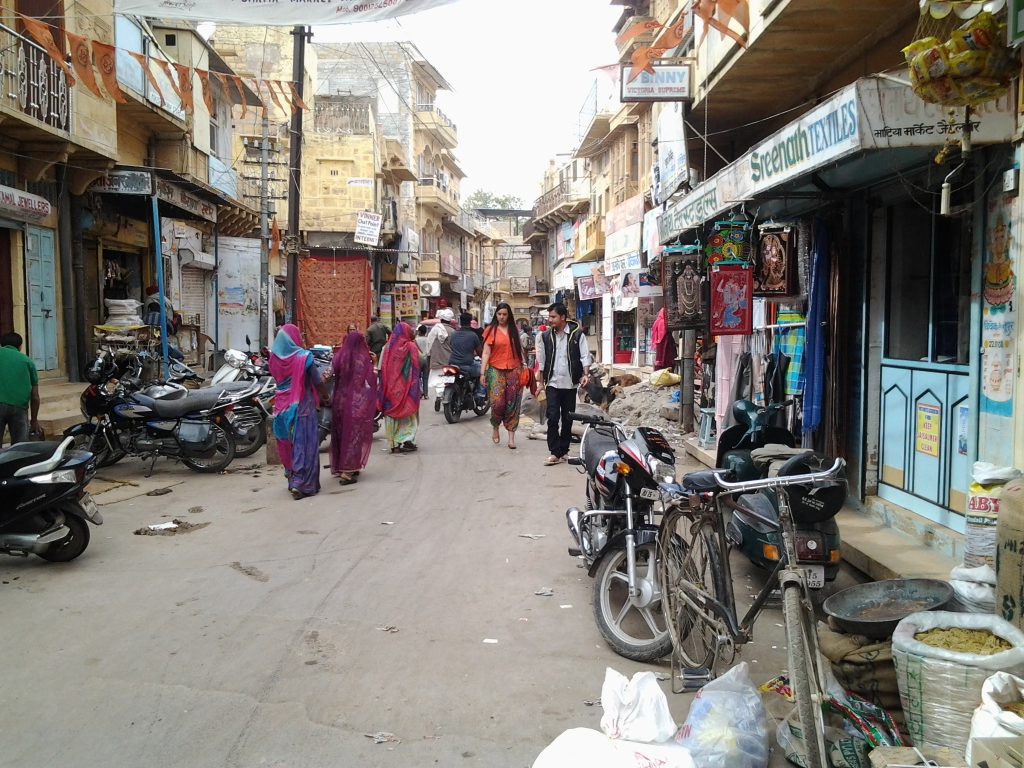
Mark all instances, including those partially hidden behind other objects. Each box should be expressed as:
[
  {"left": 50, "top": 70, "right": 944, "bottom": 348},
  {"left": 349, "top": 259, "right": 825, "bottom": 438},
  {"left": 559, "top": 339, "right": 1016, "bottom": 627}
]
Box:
[{"left": 822, "top": 578, "right": 953, "bottom": 639}]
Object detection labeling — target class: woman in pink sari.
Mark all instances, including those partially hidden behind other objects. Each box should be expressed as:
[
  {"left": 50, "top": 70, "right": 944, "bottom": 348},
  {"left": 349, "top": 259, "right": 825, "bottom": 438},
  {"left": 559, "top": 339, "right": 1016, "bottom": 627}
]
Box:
[{"left": 329, "top": 330, "right": 377, "bottom": 485}]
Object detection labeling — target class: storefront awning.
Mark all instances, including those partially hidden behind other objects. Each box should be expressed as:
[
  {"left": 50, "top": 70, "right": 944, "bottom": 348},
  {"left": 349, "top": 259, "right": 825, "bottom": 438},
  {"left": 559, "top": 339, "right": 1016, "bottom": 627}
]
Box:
[{"left": 659, "top": 76, "right": 1016, "bottom": 243}]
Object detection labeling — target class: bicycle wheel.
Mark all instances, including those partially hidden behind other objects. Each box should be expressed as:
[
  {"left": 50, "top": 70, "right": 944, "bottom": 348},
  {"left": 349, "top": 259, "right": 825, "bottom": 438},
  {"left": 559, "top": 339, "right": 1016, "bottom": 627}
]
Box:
[
  {"left": 782, "top": 582, "right": 827, "bottom": 768},
  {"left": 659, "top": 513, "right": 725, "bottom": 670}
]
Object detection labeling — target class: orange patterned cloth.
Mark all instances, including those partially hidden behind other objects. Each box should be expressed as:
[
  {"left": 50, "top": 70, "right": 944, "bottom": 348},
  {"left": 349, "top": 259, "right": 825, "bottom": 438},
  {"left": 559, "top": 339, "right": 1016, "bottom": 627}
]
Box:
[{"left": 297, "top": 256, "right": 371, "bottom": 347}]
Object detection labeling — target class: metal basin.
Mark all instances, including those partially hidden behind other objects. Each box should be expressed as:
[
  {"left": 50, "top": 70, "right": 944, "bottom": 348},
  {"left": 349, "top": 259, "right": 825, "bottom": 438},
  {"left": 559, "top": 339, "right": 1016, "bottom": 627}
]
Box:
[{"left": 822, "top": 578, "right": 953, "bottom": 639}]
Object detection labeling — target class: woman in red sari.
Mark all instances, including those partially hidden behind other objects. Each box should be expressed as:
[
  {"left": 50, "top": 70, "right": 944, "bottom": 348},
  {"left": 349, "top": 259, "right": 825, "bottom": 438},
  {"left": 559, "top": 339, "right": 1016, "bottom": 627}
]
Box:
[
  {"left": 378, "top": 321, "right": 421, "bottom": 453},
  {"left": 329, "top": 330, "right": 377, "bottom": 485}
]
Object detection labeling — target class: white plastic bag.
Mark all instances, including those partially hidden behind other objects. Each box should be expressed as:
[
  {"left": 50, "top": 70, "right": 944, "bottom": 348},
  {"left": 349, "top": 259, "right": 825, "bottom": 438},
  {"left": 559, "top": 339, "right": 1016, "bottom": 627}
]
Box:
[
  {"left": 533, "top": 728, "right": 695, "bottom": 768},
  {"left": 600, "top": 668, "right": 677, "bottom": 743},
  {"left": 972, "top": 462, "right": 1022, "bottom": 485},
  {"left": 966, "top": 672, "right": 1024, "bottom": 763},
  {"left": 892, "top": 611, "right": 1024, "bottom": 752},
  {"left": 674, "top": 662, "right": 769, "bottom": 768},
  {"left": 949, "top": 564, "right": 997, "bottom": 613}
]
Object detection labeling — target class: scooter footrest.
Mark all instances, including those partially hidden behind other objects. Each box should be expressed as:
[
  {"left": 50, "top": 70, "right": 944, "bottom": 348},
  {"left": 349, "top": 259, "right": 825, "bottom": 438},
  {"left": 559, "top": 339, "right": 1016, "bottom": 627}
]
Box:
[{"left": 567, "top": 546, "right": 582, "bottom": 557}]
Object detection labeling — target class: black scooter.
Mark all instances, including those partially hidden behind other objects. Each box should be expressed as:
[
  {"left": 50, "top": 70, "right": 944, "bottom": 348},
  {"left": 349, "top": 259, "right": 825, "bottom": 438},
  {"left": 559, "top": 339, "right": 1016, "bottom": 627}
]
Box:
[
  {"left": 440, "top": 363, "right": 489, "bottom": 423},
  {"left": 0, "top": 437, "right": 103, "bottom": 561}
]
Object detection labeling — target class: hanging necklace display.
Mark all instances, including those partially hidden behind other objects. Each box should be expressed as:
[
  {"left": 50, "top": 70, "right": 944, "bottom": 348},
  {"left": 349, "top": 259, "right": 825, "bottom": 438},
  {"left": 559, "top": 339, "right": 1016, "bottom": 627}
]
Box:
[{"left": 754, "top": 222, "right": 797, "bottom": 296}]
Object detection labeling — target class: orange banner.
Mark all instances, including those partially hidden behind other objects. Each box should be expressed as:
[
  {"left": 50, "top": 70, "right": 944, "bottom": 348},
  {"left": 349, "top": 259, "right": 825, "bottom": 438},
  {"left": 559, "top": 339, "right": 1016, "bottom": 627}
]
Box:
[
  {"left": 232, "top": 75, "right": 249, "bottom": 118},
  {"left": 65, "top": 30, "right": 101, "bottom": 98},
  {"left": 20, "top": 15, "right": 76, "bottom": 86},
  {"left": 91, "top": 41, "right": 126, "bottom": 103},
  {"left": 128, "top": 51, "right": 164, "bottom": 107},
  {"left": 196, "top": 68, "right": 213, "bottom": 114},
  {"left": 173, "top": 63, "right": 194, "bottom": 113},
  {"left": 263, "top": 78, "right": 285, "bottom": 112},
  {"left": 287, "top": 81, "right": 310, "bottom": 111},
  {"left": 615, "top": 18, "right": 662, "bottom": 47}
]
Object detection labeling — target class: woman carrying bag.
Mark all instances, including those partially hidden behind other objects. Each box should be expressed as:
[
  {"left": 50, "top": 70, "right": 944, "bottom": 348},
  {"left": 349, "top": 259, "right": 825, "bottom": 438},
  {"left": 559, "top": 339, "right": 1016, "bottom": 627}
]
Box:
[{"left": 480, "top": 302, "right": 526, "bottom": 450}]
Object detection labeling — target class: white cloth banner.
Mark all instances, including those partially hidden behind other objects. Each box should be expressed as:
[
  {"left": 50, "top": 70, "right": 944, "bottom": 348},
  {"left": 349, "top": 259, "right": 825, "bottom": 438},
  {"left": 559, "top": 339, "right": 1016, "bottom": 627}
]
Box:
[{"left": 113, "top": 0, "right": 458, "bottom": 25}]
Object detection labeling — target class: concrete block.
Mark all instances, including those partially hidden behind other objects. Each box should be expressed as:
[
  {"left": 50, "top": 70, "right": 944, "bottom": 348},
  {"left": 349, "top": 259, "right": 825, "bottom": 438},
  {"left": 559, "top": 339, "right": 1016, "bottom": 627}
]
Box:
[
  {"left": 659, "top": 405, "right": 680, "bottom": 422},
  {"left": 265, "top": 423, "right": 281, "bottom": 466}
]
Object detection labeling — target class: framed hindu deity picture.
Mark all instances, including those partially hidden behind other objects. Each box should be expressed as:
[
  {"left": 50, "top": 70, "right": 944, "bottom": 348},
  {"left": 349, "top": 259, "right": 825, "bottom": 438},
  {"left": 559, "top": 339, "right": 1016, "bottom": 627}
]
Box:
[
  {"left": 709, "top": 263, "right": 753, "bottom": 336},
  {"left": 754, "top": 225, "right": 796, "bottom": 295},
  {"left": 663, "top": 249, "right": 705, "bottom": 331}
]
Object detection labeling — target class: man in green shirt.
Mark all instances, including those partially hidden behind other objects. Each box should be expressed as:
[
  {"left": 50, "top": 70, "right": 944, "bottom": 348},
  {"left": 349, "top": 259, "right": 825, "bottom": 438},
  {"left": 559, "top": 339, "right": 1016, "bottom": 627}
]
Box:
[{"left": 0, "top": 332, "right": 40, "bottom": 445}]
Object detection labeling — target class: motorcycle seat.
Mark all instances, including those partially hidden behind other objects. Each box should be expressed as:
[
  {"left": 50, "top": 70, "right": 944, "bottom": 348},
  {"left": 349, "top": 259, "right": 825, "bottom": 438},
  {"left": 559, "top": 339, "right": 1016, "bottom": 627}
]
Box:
[
  {"left": 0, "top": 441, "right": 64, "bottom": 479},
  {"left": 682, "top": 470, "right": 728, "bottom": 493},
  {"left": 582, "top": 431, "right": 617, "bottom": 475},
  {"left": 132, "top": 388, "right": 227, "bottom": 418}
]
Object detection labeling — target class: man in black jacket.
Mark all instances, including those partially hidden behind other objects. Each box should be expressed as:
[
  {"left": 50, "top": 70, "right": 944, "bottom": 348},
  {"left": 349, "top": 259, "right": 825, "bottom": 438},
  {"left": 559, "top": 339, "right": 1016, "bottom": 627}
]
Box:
[{"left": 536, "top": 303, "right": 591, "bottom": 466}]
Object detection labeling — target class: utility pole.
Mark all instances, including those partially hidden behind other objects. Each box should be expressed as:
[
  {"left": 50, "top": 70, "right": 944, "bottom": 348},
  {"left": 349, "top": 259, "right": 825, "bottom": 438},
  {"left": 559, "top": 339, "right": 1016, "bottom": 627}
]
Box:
[
  {"left": 259, "top": 110, "right": 271, "bottom": 350},
  {"left": 287, "top": 24, "right": 310, "bottom": 321}
]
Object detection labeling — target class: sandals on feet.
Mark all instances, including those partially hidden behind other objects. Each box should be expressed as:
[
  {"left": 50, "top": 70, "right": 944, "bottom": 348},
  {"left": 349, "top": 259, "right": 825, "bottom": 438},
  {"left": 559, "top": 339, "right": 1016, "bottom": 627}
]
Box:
[{"left": 544, "top": 455, "right": 562, "bottom": 466}]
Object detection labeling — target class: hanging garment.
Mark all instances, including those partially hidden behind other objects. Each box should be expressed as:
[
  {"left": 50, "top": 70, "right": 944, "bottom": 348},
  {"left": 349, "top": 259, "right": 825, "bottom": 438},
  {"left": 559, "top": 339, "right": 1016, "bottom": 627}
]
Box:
[
  {"left": 803, "top": 220, "right": 830, "bottom": 434},
  {"left": 775, "top": 309, "right": 806, "bottom": 396},
  {"left": 715, "top": 334, "right": 745, "bottom": 429}
]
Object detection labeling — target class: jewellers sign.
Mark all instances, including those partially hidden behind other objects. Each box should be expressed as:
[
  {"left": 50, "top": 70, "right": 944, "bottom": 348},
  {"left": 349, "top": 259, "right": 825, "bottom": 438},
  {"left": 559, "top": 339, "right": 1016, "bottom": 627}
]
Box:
[
  {"left": 113, "top": 0, "right": 457, "bottom": 24},
  {"left": 0, "top": 185, "right": 51, "bottom": 221},
  {"left": 620, "top": 63, "right": 691, "bottom": 102}
]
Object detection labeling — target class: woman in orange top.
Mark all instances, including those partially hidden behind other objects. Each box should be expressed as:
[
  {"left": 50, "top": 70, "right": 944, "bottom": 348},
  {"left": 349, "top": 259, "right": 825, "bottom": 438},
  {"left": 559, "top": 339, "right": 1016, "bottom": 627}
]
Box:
[{"left": 480, "top": 302, "right": 526, "bottom": 449}]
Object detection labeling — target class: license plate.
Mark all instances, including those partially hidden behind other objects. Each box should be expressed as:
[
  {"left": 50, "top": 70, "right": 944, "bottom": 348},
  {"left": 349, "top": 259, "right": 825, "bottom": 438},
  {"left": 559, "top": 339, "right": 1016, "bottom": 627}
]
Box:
[
  {"left": 639, "top": 487, "right": 661, "bottom": 501},
  {"left": 802, "top": 565, "right": 825, "bottom": 589},
  {"left": 80, "top": 493, "right": 103, "bottom": 524},
  {"left": 439, "top": 376, "right": 455, "bottom": 384}
]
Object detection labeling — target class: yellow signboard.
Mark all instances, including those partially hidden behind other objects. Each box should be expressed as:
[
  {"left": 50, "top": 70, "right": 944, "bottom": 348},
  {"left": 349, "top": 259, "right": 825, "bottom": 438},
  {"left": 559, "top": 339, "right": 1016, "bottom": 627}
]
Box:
[{"left": 916, "top": 403, "right": 941, "bottom": 457}]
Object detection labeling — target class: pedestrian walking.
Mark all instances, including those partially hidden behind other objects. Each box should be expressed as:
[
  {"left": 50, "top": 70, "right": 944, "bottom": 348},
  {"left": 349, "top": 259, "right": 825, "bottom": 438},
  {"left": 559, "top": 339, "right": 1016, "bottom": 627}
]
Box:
[
  {"left": 536, "top": 303, "right": 591, "bottom": 466},
  {"left": 415, "top": 324, "right": 431, "bottom": 399},
  {"left": 365, "top": 315, "right": 390, "bottom": 368},
  {"left": 480, "top": 302, "right": 525, "bottom": 450},
  {"left": 379, "top": 321, "right": 421, "bottom": 454},
  {"left": 0, "top": 332, "right": 40, "bottom": 445},
  {"left": 329, "top": 330, "right": 377, "bottom": 486},
  {"left": 269, "top": 324, "right": 328, "bottom": 500}
]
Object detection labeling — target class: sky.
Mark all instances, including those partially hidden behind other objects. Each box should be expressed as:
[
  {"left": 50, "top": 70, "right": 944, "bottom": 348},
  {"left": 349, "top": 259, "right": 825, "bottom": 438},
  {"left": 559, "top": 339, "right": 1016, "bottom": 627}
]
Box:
[{"left": 314, "top": 0, "right": 622, "bottom": 206}]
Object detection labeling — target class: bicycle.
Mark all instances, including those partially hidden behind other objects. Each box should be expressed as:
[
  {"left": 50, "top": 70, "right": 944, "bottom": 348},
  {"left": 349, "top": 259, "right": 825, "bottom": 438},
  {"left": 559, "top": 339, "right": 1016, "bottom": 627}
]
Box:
[{"left": 658, "top": 456, "right": 846, "bottom": 768}]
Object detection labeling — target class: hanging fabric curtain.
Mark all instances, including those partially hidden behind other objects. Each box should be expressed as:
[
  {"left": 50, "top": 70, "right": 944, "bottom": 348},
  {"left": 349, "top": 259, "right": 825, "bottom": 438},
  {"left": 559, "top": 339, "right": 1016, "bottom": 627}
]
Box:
[{"left": 802, "top": 220, "right": 830, "bottom": 435}]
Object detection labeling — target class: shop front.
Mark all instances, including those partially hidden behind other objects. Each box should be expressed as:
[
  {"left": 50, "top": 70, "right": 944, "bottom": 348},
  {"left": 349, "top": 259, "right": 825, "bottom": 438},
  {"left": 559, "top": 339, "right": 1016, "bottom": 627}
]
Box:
[{"left": 604, "top": 196, "right": 644, "bottom": 366}]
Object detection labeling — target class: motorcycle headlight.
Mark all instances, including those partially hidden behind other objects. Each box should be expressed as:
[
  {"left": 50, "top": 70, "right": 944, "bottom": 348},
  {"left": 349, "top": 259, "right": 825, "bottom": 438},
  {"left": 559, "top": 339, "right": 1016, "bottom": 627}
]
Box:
[{"left": 647, "top": 456, "right": 675, "bottom": 485}]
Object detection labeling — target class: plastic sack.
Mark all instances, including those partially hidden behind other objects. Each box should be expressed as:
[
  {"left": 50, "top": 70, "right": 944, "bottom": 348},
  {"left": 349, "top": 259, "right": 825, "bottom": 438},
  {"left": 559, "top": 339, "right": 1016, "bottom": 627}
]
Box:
[
  {"left": 600, "top": 668, "right": 677, "bottom": 743},
  {"left": 892, "top": 610, "right": 1024, "bottom": 753},
  {"left": 966, "top": 672, "right": 1024, "bottom": 764},
  {"left": 532, "top": 728, "right": 695, "bottom": 768},
  {"left": 972, "top": 462, "right": 1021, "bottom": 485},
  {"left": 949, "top": 564, "right": 997, "bottom": 614},
  {"left": 675, "top": 662, "right": 769, "bottom": 768},
  {"left": 651, "top": 368, "right": 681, "bottom": 388}
]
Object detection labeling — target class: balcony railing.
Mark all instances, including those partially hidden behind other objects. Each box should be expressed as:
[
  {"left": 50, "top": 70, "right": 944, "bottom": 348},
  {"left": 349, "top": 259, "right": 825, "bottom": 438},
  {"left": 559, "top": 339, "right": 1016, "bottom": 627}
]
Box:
[
  {"left": 535, "top": 178, "right": 591, "bottom": 220},
  {"left": 312, "top": 102, "right": 372, "bottom": 135},
  {"left": 415, "top": 103, "right": 456, "bottom": 132},
  {"left": 580, "top": 215, "right": 606, "bottom": 259},
  {"left": 0, "top": 23, "right": 70, "bottom": 133}
]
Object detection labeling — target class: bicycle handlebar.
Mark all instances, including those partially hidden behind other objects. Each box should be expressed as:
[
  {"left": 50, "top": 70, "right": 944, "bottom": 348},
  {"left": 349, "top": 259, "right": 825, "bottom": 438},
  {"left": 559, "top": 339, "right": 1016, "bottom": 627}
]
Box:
[
  {"left": 713, "top": 458, "right": 846, "bottom": 493},
  {"left": 568, "top": 411, "right": 611, "bottom": 425}
]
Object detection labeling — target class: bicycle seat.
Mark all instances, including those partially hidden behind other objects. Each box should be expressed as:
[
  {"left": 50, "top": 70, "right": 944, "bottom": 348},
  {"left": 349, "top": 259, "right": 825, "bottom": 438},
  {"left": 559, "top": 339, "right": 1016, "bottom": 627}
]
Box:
[{"left": 682, "top": 470, "right": 725, "bottom": 493}]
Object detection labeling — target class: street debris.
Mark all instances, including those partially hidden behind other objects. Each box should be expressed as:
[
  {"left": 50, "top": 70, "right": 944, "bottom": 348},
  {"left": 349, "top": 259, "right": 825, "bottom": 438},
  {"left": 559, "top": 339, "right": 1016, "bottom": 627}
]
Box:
[
  {"left": 188, "top": 506, "right": 204, "bottom": 514},
  {"left": 381, "top": 521, "right": 395, "bottom": 526},
  {"left": 376, "top": 625, "right": 399, "bottom": 633},
  {"left": 134, "top": 519, "right": 210, "bottom": 536},
  {"left": 654, "top": 672, "right": 670, "bottom": 682},
  {"left": 229, "top": 561, "right": 269, "bottom": 582},
  {"left": 518, "top": 533, "right": 545, "bottom": 540},
  {"left": 560, "top": 604, "right": 573, "bottom": 609},
  {"left": 146, "top": 487, "right": 173, "bottom": 497},
  {"left": 583, "top": 698, "right": 601, "bottom": 707},
  {"left": 535, "top": 588, "right": 554, "bottom": 597},
  {"left": 364, "top": 731, "right": 400, "bottom": 745},
  {"left": 483, "top": 638, "right": 499, "bottom": 644}
]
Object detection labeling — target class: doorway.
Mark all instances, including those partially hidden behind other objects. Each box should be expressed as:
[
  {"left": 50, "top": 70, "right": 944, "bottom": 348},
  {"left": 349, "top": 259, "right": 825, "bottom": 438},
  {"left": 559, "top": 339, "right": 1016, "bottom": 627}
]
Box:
[
  {"left": 0, "top": 231, "right": 13, "bottom": 337},
  {"left": 25, "top": 225, "right": 57, "bottom": 371}
]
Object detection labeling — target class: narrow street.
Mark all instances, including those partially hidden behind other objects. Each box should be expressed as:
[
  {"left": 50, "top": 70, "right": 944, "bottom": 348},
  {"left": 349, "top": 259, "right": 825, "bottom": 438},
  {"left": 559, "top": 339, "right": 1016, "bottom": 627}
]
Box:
[{"left": 0, "top": 404, "right": 804, "bottom": 767}]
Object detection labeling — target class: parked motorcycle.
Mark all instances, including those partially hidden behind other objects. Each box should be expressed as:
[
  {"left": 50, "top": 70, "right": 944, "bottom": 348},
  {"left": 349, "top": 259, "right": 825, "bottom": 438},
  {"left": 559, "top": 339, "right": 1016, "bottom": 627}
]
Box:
[
  {"left": 717, "top": 399, "right": 843, "bottom": 589},
  {"left": 65, "top": 353, "right": 263, "bottom": 474},
  {"left": 439, "top": 364, "right": 488, "bottom": 423},
  {"left": 0, "top": 437, "right": 103, "bottom": 561},
  {"left": 565, "top": 410, "right": 677, "bottom": 662}
]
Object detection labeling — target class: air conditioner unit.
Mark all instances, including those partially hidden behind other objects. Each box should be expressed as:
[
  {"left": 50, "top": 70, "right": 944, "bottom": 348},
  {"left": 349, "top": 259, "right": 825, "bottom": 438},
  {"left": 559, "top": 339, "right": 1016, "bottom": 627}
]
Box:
[{"left": 419, "top": 280, "right": 441, "bottom": 297}]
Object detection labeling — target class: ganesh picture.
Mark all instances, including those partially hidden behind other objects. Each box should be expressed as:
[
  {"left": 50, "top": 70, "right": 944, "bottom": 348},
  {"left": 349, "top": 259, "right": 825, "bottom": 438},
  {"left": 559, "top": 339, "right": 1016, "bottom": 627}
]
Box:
[{"left": 985, "top": 211, "right": 1014, "bottom": 311}]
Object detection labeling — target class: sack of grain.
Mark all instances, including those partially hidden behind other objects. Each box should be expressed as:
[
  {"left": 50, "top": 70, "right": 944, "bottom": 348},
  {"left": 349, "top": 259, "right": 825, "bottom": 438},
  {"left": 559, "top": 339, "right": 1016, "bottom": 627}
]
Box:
[{"left": 892, "top": 611, "right": 1024, "bottom": 755}]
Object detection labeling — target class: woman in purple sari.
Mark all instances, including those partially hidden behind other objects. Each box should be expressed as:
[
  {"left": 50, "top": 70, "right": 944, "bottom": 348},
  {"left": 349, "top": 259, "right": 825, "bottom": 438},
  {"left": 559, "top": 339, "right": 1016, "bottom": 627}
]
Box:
[
  {"left": 329, "top": 330, "right": 377, "bottom": 485},
  {"left": 269, "top": 324, "right": 326, "bottom": 500}
]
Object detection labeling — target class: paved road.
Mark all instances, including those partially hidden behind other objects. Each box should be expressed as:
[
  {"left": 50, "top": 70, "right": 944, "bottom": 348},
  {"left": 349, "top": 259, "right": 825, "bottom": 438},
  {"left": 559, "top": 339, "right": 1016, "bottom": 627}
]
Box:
[{"left": 0, "top": 403, "right": 834, "bottom": 767}]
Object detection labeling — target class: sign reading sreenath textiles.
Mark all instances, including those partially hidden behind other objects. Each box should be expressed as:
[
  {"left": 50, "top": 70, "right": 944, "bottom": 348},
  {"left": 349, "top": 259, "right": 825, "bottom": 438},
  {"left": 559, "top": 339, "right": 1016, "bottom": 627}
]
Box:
[{"left": 113, "top": 0, "right": 457, "bottom": 24}]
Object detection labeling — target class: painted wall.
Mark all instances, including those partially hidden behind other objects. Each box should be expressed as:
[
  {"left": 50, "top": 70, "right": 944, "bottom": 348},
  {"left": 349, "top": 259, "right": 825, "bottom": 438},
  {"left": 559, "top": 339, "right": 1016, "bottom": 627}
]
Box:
[
  {"left": 300, "top": 134, "right": 377, "bottom": 233},
  {"left": 215, "top": 237, "right": 261, "bottom": 353}
]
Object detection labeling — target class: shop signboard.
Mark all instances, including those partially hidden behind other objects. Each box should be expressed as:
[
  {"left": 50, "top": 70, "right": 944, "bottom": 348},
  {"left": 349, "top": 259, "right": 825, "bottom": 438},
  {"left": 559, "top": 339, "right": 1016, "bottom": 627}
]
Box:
[
  {"left": 659, "top": 176, "right": 723, "bottom": 243},
  {"left": 605, "top": 249, "right": 642, "bottom": 277},
  {"left": 92, "top": 169, "right": 153, "bottom": 196},
  {"left": 0, "top": 185, "right": 51, "bottom": 222},
  {"left": 620, "top": 62, "right": 691, "bottom": 103},
  {"left": 354, "top": 211, "right": 383, "bottom": 246},
  {"left": 605, "top": 195, "right": 644, "bottom": 235},
  {"left": 156, "top": 178, "right": 217, "bottom": 223},
  {"left": 656, "top": 103, "right": 689, "bottom": 204},
  {"left": 915, "top": 403, "right": 941, "bottom": 457}
]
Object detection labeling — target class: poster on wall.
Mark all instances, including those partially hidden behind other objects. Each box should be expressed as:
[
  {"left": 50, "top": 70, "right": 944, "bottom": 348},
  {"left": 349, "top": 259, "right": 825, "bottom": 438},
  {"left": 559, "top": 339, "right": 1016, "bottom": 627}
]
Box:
[
  {"left": 577, "top": 276, "right": 600, "bottom": 301},
  {"left": 380, "top": 294, "right": 394, "bottom": 324},
  {"left": 754, "top": 225, "right": 797, "bottom": 295},
  {"left": 981, "top": 190, "right": 1016, "bottom": 418},
  {"left": 663, "top": 250, "right": 705, "bottom": 330},
  {"left": 591, "top": 266, "right": 611, "bottom": 296},
  {"left": 709, "top": 264, "right": 753, "bottom": 336},
  {"left": 915, "top": 402, "right": 941, "bottom": 457}
]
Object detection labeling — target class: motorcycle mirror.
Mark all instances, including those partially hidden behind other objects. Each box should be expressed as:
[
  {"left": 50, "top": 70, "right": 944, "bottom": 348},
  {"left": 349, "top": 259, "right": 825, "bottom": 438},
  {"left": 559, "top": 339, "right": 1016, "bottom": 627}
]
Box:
[{"left": 245, "top": 335, "right": 252, "bottom": 349}]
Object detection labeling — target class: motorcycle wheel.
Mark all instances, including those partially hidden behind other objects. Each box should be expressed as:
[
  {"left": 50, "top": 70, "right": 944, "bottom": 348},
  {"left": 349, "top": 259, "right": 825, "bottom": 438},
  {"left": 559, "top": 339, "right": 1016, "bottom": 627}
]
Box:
[
  {"left": 472, "top": 390, "right": 489, "bottom": 416},
  {"left": 72, "top": 429, "right": 126, "bottom": 468},
  {"left": 181, "top": 423, "right": 236, "bottom": 473},
  {"left": 233, "top": 420, "right": 267, "bottom": 458},
  {"left": 593, "top": 543, "right": 673, "bottom": 662},
  {"left": 443, "top": 392, "right": 463, "bottom": 424},
  {"left": 36, "top": 509, "right": 90, "bottom": 562}
]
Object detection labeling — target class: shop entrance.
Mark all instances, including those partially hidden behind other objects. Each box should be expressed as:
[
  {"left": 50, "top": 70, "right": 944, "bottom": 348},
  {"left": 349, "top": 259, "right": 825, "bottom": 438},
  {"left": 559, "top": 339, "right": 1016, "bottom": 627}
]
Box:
[
  {"left": 25, "top": 225, "right": 57, "bottom": 371},
  {"left": 875, "top": 200, "right": 973, "bottom": 531},
  {"left": 613, "top": 309, "right": 636, "bottom": 364},
  {"left": 0, "top": 231, "right": 13, "bottom": 336}
]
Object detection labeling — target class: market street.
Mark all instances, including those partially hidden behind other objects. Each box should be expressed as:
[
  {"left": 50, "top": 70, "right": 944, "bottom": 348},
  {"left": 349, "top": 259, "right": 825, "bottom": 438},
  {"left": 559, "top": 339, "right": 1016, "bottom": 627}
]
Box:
[{"left": 0, "top": 404, "right": 824, "bottom": 767}]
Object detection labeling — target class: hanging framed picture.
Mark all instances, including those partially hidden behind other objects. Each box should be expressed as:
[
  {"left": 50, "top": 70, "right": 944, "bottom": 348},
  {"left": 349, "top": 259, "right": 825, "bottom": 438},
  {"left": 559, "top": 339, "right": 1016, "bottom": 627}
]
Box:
[
  {"left": 663, "top": 249, "right": 705, "bottom": 331},
  {"left": 754, "top": 225, "right": 797, "bottom": 295},
  {"left": 709, "top": 263, "right": 753, "bottom": 336},
  {"left": 705, "top": 221, "right": 752, "bottom": 267}
]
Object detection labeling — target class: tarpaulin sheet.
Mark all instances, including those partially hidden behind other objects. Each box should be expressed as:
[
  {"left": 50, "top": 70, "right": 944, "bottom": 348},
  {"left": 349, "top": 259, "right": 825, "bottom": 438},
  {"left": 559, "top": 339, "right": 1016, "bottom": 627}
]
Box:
[
  {"left": 297, "top": 256, "right": 370, "bottom": 347},
  {"left": 113, "top": 0, "right": 457, "bottom": 25}
]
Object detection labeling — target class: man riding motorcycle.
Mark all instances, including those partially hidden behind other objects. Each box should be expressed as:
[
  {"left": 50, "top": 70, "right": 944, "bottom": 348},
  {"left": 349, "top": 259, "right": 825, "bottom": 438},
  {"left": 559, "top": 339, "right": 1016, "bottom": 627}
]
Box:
[{"left": 449, "top": 312, "right": 484, "bottom": 387}]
